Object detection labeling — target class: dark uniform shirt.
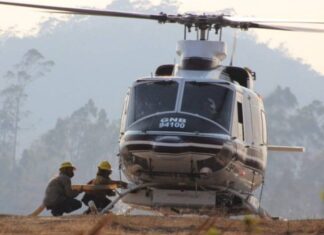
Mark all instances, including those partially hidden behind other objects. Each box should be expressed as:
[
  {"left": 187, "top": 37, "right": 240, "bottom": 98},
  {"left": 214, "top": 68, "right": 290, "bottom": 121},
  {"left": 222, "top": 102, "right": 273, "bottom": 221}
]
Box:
[{"left": 43, "top": 173, "right": 79, "bottom": 208}]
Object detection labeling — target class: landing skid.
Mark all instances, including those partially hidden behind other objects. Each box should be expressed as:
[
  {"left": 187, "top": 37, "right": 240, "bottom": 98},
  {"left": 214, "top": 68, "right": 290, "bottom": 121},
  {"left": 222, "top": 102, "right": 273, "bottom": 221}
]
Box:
[{"left": 101, "top": 183, "right": 271, "bottom": 219}]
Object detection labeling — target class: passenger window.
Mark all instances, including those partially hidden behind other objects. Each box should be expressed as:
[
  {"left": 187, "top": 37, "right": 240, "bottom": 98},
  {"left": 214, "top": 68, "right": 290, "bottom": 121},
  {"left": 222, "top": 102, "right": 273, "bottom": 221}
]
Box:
[{"left": 237, "top": 102, "right": 244, "bottom": 140}]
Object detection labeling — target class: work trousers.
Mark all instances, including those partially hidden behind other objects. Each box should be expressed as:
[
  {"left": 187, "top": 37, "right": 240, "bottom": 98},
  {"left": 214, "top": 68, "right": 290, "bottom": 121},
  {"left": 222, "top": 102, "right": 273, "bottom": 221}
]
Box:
[{"left": 49, "top": 198, "right": 82, "bottom": 216}]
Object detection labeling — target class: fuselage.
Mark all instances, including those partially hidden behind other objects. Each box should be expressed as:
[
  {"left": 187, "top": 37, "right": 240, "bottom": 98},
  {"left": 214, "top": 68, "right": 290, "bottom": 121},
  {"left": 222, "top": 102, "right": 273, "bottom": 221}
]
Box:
[{"left": 118, "top": 65, "right": 267, "bottom": 194}]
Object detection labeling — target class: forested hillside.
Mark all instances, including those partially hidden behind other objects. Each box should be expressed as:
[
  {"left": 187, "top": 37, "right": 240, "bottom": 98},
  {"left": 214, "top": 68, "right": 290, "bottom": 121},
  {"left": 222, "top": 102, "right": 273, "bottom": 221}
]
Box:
[
  {"left": 0, "top": 97, "right": 119, "bottom": 214},
  {"left": 262, "top": 86, "right": 324, "bottom": 218}
]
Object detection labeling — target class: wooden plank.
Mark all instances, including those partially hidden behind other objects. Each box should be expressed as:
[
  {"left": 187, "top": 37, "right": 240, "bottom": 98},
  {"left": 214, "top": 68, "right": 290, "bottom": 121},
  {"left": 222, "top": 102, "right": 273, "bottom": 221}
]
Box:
[
  {"left": 72, "top": 183, "right": 126, "bottom": 192},
  {"left": 28, "top": 204, "right": 45, "bottom": 217}
]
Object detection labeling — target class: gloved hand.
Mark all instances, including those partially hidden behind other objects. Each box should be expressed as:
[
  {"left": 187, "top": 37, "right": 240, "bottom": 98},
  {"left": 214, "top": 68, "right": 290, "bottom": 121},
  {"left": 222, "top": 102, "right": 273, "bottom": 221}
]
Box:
[{"left": 118, "top": 181, "right": 128, "bottom": 189}]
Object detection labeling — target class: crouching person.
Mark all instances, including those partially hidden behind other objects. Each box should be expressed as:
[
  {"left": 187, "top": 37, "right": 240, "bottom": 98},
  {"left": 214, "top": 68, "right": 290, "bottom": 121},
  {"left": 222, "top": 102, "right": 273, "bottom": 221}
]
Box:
[
  {"left": 43, "top": 162, "right": 82, "bottom": 216},
  {"left": 82, "top": 161, "right": 116, "bottom": 213}
]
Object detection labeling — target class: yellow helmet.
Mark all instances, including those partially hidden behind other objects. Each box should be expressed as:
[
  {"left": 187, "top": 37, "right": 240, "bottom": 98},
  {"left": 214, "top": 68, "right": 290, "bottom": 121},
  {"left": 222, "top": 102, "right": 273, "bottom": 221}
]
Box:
[
  {"left": 98, "top": 161, "right": 111, "bottom": 171},
  {"left": 59, "top": 161, "right": 76, "bottom": 170}
]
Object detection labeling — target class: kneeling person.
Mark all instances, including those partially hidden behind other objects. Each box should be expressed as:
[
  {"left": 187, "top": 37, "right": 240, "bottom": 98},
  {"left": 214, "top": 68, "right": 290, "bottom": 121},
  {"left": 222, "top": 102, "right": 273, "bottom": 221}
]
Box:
[
  {"left": 43, "top": 162, "right": 81, "bottom": 216},
  {"left": 82, "top": 161, "right": 116, "bottom": 213}
]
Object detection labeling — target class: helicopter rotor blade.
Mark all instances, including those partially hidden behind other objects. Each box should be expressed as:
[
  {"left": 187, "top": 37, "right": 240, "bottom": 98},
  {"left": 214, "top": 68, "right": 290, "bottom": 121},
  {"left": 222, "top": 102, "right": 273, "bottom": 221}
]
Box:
[
  {"left": 1, "top": 1, "right": 324, "bottom": 33},
  {"left": 223, "top": 16, "right": 324, "bottom": 25},
  {"left": 0, "top": 1, "right": 168, "bottom": 22},
  {"left": 246, "top": 22, "right": 324, "bottom": 33},
  {"left": 223, "top": 16, "right": 324, "bottom": 32}
]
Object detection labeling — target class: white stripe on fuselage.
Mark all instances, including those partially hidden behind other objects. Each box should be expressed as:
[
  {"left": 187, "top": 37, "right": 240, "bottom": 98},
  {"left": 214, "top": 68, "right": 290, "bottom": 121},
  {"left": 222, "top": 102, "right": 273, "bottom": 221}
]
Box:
[
  {"left": 121, "top": 140, "right": 223, "bottom": 150},
  {"left": 121, "top": 140, "right": 265, "bottom": 168}
]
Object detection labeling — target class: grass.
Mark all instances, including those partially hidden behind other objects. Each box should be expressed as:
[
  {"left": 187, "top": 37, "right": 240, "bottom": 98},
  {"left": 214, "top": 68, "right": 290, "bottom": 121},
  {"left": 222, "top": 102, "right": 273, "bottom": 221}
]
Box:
[{"left": 1, "top": 214, "right": 324, "bottom": 235}]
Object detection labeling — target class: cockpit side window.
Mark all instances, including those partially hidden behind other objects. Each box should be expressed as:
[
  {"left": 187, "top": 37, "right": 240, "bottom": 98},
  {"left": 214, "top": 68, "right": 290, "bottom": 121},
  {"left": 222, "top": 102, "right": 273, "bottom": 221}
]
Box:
[
  {"left": 181, "top": 82, "right": 234, "bottom": 130},
  {"left": 120, "top": 89, "right": 130, "bottom": 136},
  {"left": 128, "top": 81, "right": 178, "bottom": 124}
]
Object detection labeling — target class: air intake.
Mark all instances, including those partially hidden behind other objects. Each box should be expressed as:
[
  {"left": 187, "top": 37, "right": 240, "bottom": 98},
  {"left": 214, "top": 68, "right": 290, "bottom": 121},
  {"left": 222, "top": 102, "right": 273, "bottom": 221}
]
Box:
[{"left": 176, "top": 40, "right": 227, "bottom": 70}]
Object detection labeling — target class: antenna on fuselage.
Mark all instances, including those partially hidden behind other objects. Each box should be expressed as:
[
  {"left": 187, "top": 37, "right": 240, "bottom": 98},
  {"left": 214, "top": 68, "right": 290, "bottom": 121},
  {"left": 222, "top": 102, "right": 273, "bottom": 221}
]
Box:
[{"left": 229, "top": 30, "right": 238, "bottom": 66}]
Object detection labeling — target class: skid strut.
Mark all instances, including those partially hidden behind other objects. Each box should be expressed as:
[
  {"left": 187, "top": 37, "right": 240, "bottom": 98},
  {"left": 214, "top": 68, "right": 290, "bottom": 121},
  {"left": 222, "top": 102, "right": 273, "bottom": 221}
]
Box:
[
  {"left": 214, "top": 186, "right": 271, "bottom": 219},
  {"left": 101, "top": 183, "right": 158, "bottom": 214}
]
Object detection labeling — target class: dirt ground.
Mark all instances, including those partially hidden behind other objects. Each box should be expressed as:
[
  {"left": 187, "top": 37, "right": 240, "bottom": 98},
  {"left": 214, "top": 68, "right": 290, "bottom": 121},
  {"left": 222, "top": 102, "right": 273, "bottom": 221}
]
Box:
[{"left": 1, "top": 214, "right": 324, "bottom": 235}]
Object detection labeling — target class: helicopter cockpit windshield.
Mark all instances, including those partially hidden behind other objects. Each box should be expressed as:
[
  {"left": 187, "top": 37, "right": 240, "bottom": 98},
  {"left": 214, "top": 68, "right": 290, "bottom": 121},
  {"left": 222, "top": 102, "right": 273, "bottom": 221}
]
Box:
[
  {"left": 181, "top": 82, "right": 234, "bottom": 130},
  {"left": 129, "top": 80, "right": 178, "bottom": 122},
  {"left": 128, "top": 80, "right": 234, "bottom": 131}
]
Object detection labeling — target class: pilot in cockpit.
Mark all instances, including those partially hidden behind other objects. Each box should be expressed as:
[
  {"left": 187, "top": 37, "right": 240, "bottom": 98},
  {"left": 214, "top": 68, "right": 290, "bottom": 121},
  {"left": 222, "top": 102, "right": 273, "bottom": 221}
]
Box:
[{"left": 202, "top": 97, "right": 218, "bottom": 120}]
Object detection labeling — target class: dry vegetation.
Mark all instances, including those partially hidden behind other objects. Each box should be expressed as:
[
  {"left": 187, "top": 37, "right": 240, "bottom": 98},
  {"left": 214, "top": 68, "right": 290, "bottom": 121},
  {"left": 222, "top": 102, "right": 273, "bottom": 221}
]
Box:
[{"left": 1, "top": 214, "right": 324, "bottom": 235}]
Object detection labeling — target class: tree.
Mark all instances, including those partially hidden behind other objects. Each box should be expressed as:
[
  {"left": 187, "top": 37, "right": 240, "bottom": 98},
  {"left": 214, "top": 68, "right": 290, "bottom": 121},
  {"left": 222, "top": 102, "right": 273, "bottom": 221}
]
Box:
[
  {"left": 0, "top": 49, "right": 54, "bottom": 168},
  {"left": 264, "top": 86, "right": 298, "bottom": 145},
  {"left": 19, "top": 99, "right": 119, "bottom": 183},
  {"left": 0, "top": 100, "right": 119, "bottom": 213},
  {"left": 263, "top": 87, "right": 324, "bottom": 218}
]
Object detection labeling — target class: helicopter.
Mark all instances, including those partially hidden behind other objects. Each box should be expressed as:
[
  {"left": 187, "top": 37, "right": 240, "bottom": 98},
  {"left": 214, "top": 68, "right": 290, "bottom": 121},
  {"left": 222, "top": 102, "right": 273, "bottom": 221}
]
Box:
[{"left": 1, "top": 1, "right": 323, "bottom": 218}]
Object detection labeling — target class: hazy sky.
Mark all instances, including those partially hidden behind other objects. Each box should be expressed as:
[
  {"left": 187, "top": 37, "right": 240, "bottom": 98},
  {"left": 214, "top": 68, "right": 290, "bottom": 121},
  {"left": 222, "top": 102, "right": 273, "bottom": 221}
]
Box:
[{"left": 0, "top": 0, "right": 324, "bottom": 74}]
